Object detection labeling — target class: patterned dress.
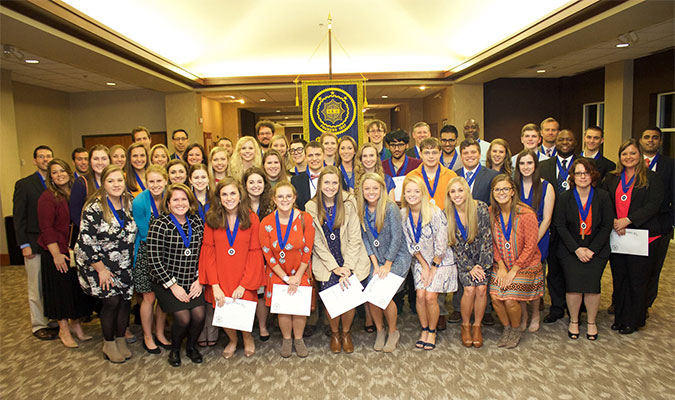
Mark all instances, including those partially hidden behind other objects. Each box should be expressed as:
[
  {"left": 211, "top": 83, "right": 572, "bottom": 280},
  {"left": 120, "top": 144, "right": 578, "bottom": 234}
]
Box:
[
  {"left": 489, "top": 206, "right": 544, "bottom": 301},
  {"left": 401, "top": 206, "right": 457, "bottom": 293},
  {"left": 259, "top": 210, "right": 315, "bottom": 307},
  {"left": 450, "top": 201, "right": 493, "bottom": 287},
  {"left": 75, "top": 199, "right": 138, "bottom": 300}
]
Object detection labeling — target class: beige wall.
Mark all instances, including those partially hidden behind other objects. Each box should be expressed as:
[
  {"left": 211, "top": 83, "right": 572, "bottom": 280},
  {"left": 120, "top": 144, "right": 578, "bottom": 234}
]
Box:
[
  {"left": 423, "top": 88, "right": 451, "bottom": 133},
  {"left": 447, "top": 84, "right": 484, "bottom": 141},
  {"left": 220, "top": 102, "right": 241, "bottom": 143},
  {"left": 201, "top": 96, "right": 224, "bottom": 146},
  {"left": 604, "top": 60, "right": 634, "bottom": 164},
  {"left": 166, "top": 92, "right": 202, "bottom": 149},
  {"left": 0, "top": 70, "right": 21, "bottom": 255},
  {"left": 70, "top": 89, "right": 166, "bottom": 147}
]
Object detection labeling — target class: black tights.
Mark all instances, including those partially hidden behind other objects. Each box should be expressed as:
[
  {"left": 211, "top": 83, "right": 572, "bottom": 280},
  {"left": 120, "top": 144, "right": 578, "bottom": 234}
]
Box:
[
  {"left": 100, "top": 295, "right": 130, "bottom": 341},
  {"left": 171, "top": 305, "right": 205, "bottom": 352}
]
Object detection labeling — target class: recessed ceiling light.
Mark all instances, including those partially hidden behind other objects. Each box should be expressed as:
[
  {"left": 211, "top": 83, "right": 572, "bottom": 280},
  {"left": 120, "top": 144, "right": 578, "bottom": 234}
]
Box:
[
  {"left": 228, "top": 95, "right": 236, "bottom": 99},
  {"left": 275, "top": 109, "right": 281, "bottom": 113},
  {"left": 284, "top": 116, "right": 289, "bottom": 120},
  {"left": 259, "top": 98, "right": 266, "bottom": 102},
  {"left": 106, "top": 82, "right": 116, "bottom": 86},
  {"left": 24, "top": 59, "right": 39, "bottom": 64},
  {"left": 419, "top": 86, "right": 426, "bottom": 91},
  {"left": 381, "top": 95, "right": 388, "bottom": 99},
  {"left": 616, "top": 43, "right": 629, "bottom": 48},
  {"left": 536, "top": 69, "right": 546, "bottom": 73},
  {"left": 238, "top": 99, "right": 245, "bottom": 104}
]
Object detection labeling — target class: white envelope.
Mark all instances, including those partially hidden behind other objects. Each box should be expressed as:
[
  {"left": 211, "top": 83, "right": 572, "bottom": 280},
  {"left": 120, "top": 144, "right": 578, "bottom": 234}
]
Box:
[
  {"left": 212, "top": 297, "right": 257, "bottom": 332},
  {"left": 363, "top": 273, "right": 405, "bottom": 310},
  {"left": 271, "top": 284, "right": 312, "bottom": 316},
  {"left": 610, "top": 229, "right": 649, "bottom": 256},
  {"left": 392, "top": 176, "right": 405, "bottom": 202},
  {"left": 318, "top": 275, "right": 366, "bottom": 319}
]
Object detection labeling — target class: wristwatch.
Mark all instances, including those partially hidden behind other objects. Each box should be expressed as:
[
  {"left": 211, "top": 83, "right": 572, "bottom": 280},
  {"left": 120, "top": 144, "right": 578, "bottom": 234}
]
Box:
[
  {"left": 431, "top": 261, "right": 439, "bottom": 268},
  {"left": 283, "top": 275, "right": 290, "bottom": 283}
]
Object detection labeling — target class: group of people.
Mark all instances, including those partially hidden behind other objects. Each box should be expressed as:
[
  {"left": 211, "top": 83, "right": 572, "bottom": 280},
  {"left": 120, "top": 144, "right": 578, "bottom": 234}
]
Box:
[{"left": 12, "top": 118, "right": 672, "bottom": 366}]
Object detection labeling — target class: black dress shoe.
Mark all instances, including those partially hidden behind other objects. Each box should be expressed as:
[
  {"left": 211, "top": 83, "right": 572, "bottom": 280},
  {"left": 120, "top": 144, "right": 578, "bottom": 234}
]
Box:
[
  {"left": 185, "top": 347, "right": 203, "bottom": 363},
  {"left": 611, "top": 322, "right": 624, "bottom": 331},
  {"left": 303, "top": 324, "right": 316, "bottom": 338},
  {"left": 33, "top": 328, "right": 58, "bottom": 341},
  {"left": 143, "top": 340, "right": 161, "bottom": 354},
  {"left": 154, "top": 335, "right": 172, "bottom": 349},
  {"left": 168, "top": 350, "right": 181, "bottom": 367},
  {"left": 543, "top": 313, "right": 563, "bottom": 324},
  {"left": 259, "top": 334, "right": 271, "bottom": 342},
  {"left": 483, "top": 313, "right": 496, "bottom": 326},
  {"left": 619, "top": 326, "right": 637, "bottom": 335}
]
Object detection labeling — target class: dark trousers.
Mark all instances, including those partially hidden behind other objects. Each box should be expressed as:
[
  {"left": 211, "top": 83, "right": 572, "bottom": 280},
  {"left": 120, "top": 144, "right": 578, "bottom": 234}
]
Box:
[
  {"left": 546, "top": 243, "right": 566, "bottom": 317},
  {"left": 647, "top": 231, "right": 672, "bottom": 307},
  {"left": 610, "top": 240, "right": 659, "bottom": 329}
]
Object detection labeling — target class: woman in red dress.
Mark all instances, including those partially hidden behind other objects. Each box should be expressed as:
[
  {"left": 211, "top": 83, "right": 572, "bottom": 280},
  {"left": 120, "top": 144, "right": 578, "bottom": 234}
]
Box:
[
  {"left": 199, "top": 177, "right": 264, "bottom": 358},
  {"left": 259, "top": 181, "right": 315, "bottom": 358}
]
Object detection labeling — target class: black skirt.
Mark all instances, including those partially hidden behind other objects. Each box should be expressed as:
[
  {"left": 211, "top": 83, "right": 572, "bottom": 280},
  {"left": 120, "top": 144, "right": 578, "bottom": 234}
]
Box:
[
  {"left": 40, "top": 248, "right": 92, "bottom": 320},
  {"left": 561, "top": 252, "right": 609, "bottom": 293},
  {"left": 151, "top": 281, "right": 205, "bottom": 313}
]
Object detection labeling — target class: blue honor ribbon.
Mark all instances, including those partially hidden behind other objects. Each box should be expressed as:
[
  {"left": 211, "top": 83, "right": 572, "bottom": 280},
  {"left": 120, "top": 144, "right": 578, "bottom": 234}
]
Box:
[
  {"left": 275, "top": 209, "right": 294, "bottom": 259},
  {"left": 454, "top": 208, "right": 467, "bottom": 241},
  {"left": 499, "top": 211, "right": 513, "bottom": 250},
  {"left": 556, "top": 156, "right": 574, "bottom": 189},
  {"left": 365, "top": 207, "right": 380, "bottom": 247},
  {"left": 170, "top": 213, "right": 193, "bottom": 256},
  {"left": 36, "top": 172, "right": 46, "bottom": 189},
  {"left": 323, "top": 202, "right": 337, "bottom": 240},
  {"left": 647, "top": 154, "right": 659, "bottom": 171},
  {"left": 225, "top": 216, "right": 240, "bottom": 256},
  {"left": 421, "top": 166, "right": 441, "bottom": 204},
  {"left": 340, "top": 164, "right": 354, "bottom": 189},
  {"left": 414, "top": 147, "right": 420, "bottom": 159},
  {"left": 408, "top": 210, "right": 422, "bottom": 253},
  {"left": 150, "top": 197, "right": 159, "bottom": 217},
  {"left": 573, "top": 187, "right": 594, "bottom": 231},
  {"left": 464, "top": 164, "right": 481, "bottom": 188},
  {"left": 388, "top": 156, "right": 409, "bottom": 177},
  {"left": 619, "top": 170, "right": 635, "bottom": 202},
  {"left": 134, "top": 171, "right": 146, "bottom": 191},
  {"left": 107, "top": 198, "right": 125, "bottom": 231},
  {"left": 441, "top": 151, "right": 458, "bottom": 170}
]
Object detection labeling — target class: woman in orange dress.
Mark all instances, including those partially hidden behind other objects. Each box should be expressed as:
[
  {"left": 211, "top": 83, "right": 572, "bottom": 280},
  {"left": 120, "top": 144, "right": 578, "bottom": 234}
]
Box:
[
  {"left": 199, "top": 177, "right": 264, "bottom": 359},
  {"left": 259, "top": 181, "right": 315, "bottom": 358}
]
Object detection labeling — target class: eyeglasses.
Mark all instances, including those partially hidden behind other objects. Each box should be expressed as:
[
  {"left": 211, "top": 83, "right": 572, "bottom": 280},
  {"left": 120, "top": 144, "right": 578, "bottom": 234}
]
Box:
[
  {"left": 289, "top": 148, "right": 305, "bottom": 155},
  {"left": 440, "top": 139, "right": 456, "bottom": 144},
  {"left": 174, "top": 137, "right": 188, "bottom": 142},
  {"left": 493, "top": 187, "right": 513, "bottom": 194},
  {"left": 389, "top": 143, "right": 407, "bottom": 148},
  {"left": 574, "top": 171, "right": 590, "bottom": 177}
]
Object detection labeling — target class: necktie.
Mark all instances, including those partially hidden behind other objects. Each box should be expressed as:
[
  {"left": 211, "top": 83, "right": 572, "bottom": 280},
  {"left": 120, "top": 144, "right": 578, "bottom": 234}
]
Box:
[
  {"left": 310, "top": 174, "right": 320, "bottom": 180},
  {"left": 557, "top": 159, "right": 568, "bottom": 192},
  {"left": 465, "top": 171, "right": 473, "bottom": 182},
  {"left": 645, "top": 158, "right": 650, "bottom": 168},
  {"left": 562, "top": 159, "right": 567, "bottom": 170},
  {"left": 546, "top": 148, "right": 552, "bottom": 157}
]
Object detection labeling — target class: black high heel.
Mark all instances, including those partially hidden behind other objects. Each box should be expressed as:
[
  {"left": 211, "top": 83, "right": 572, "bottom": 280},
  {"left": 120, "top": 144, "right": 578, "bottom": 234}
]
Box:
[
  {"left": 568, "top": 321, "right": 579, "bottom": 340},
  {"left": 586, "top": 322, "right": 598, "bottom": 341}
]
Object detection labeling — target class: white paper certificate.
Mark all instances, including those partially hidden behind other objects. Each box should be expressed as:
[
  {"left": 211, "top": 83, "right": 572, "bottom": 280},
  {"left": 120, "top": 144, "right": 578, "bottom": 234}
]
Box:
[
  {"left": 271, "top": 284, "right": 312, "bottom": 316},
  {"left": 212, "top": 297, "right": 257, "bottom": 332},
  {"left": 610, "top": 229, "right": 649, "bottom": 256},
  {"left": 319, "top": 275, "right": 366, "bottom": 319},
  {"left": 392, "top": 176, "right": 406, "bottom": 202},
  {"left": 363, "top": 273, "right": 405, "bottom": 310}
]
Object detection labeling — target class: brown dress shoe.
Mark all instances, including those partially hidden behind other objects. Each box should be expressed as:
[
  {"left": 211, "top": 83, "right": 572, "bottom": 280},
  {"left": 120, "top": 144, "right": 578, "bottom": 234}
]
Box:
[
  {"left": 472, "top": 325, "right": 483, "bottom": 348},
  {"left": 330, "top": 332, "right": 342, "bottom": 353},
  {"left": 33, "top": 328, "right": 58, "bottom": 341},
  {"left": 341, "top": 331, "right": 354, "bottom": 353},
  {"left": 437, "top": 315, "right": 447, "bottom": 331},
  {"left": 460, "top": 324, "right": 473, "bottom": 347}
]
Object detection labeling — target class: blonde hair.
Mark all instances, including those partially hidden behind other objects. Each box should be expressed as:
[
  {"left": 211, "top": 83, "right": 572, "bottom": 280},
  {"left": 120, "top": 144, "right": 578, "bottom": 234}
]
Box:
[
  {"left": 84, "top": 165, "right": 133, "bottom": 225},
  {"left": 311, "top": 166, "right": 346, "bottom": 230},
  {"left": 354, "top": 143, "right": 386, "bottom": 197},
  {"left": 400, "top": 175, "right": 432, "bottom": 226},
  {"left": 149, "top": 144, "right": 170, "bottom": 167},
  {"left": 270, "top": 134, "right": 294, "bottom": 170},
  {"left": 357, "top": 172, "right": 388, "bottom": 232},
  {"left": 230, "top": 137, "right": 262, "bottom": 181},
  {"left": 208, "top": 146, "right": 229, "bottom": 185},
  {"left": 444, "top": 177, "right": 478, "bottom": 246},
  {"left": 145, "top": 164, "right": 168, "bottom": 182}
]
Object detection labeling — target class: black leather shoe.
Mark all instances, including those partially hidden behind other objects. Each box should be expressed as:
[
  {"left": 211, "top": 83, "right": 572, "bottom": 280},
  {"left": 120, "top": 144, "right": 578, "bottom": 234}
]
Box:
[
  {"left": 168, "top": 350, "right": 181, "bottom": 367},
  {"left": 611, "top": 322, "right": 624, "bottom": 331},
  {"left": 185, "top": 347, "right": 203, "bottom": 363},
  {"left": 619, "top": 326, "right": 637, "bottom": 335},
  {"left": 482, "top": 313, "right": 496, "bottom": 326},
  {"left": 33, "top": 328, "right": 58, "bottom": 341},
  {"left": 143, "top": 340, "right": 161, "bottom": 354},
  {"left": 543, "top": 313, "right": 563, "bottom": 324},
  {"left": 303, "top": 324, "right": 316, "bottom": 338}
]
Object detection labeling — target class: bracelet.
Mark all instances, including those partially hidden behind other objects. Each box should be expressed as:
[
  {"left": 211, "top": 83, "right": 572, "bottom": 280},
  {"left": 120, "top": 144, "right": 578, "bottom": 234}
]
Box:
[{"left": 282, "top": 275, "right": 290, "bottom": 283}]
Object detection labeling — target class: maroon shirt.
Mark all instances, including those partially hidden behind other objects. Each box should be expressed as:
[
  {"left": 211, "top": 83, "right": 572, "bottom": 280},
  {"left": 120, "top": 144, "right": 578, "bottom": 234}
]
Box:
[
  {"left": 382, "top": 156, "right": 421, "bottom": 177},
  {"left": 37, "top": 191, "right": 71, "bottom": 253}
]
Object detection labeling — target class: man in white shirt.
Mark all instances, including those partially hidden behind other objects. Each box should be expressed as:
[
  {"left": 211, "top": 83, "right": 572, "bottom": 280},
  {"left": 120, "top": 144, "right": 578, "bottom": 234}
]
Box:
[
  {"left": 291, "top": 141, "right": 324, "bottom": 211},
  {"left": 511, "top": 123, "right": 543, "bottom": 167},
  {"left": 456, "top": 119, "right": 490, "bottom": 165},
  {"left": 538, "top": 117, "right": 560, "bottom": 160}
]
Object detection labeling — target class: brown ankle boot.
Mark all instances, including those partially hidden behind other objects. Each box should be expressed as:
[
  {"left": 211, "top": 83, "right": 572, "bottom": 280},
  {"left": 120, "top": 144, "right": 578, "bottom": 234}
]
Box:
[
  {"left": 103, "top": 340, "right": 125, "bottom": 363},
  {"left": 472, "top": 325, "right": 483, "bottom": 348},
  {"left": 115, "top": 337, "right": 132, "bottom": 359},
  {"left": 330, "top": 332, "right": 342, "bottom": 353},
  {"left": 461, "top": 324, "right": 473, "bottom": 347},
  {"left": 341, "top": 331, "right": 354, "bottom": 353}
]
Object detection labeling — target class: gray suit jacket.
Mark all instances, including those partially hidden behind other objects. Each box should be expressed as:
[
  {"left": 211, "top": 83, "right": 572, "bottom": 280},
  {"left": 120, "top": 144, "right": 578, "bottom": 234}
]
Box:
[{"left": 455, "top": 166, "right": 499, "bottom": 204}]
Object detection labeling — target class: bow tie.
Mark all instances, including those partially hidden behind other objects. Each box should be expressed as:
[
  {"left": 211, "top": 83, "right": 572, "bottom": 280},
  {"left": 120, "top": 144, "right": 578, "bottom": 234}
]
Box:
[{"left": 310, "top": 174, "right": 320, "bottom": 180}]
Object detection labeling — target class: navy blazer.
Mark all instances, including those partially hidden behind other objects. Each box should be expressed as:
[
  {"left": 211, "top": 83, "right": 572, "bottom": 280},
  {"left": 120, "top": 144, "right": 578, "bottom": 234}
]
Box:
[
  {"left": 455, "top": 166, "right": 499, "bottom": 204},
  {"left": 554, "top": 187, "right": 613, "bottom": 259},
  {"left": 649, "top": 154, "right": 674, "bottom": 234},
  {"left": 12, "top": 172, "right": 47, "bottom": 250},
  {"left": 601, "top": 170, "right": 664, "bottom": 237},
  {"left": 586, "top": 154, "right": 616, "bottom": 181},
  {"left": 290, "top": 172, "right": 312, "bottom": 211},
  {"left": 539, "top": 155, "right": 578, "bottom": 195}
]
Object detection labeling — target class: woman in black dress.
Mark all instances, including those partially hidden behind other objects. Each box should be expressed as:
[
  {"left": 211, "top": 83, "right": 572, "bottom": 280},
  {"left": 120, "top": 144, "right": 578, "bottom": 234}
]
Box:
[
  {"left": 554, "top": 159, "right": 612, "bottom": 340},
  {"left": 148, "top": 183, "right": 206, "bottom": 367}
]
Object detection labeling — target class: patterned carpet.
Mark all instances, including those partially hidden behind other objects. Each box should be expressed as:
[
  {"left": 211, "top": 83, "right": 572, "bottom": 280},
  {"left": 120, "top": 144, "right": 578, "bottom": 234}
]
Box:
[{"left": 1, "top": 243, "right": 673, "bottom": 400}]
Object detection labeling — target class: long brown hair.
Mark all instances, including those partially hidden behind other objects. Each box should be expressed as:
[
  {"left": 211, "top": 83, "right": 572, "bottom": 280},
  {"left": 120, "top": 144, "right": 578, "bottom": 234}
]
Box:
[
  {"left": 486, "top": 138, "right": 513, "bottom": 176},
  {"left": 205, "top": 178, "right": 252, "bottom": 231},
  {"left": 513, "top": 149, "right": 542, "bottom": 211},
  {"left": 83, "top": 145, "right": 110, "bottom": 199},
  {"left": 124, "top": 142, "right": 148, "bottom": 191},
  {"left": 46, "top": 159, "right": 72, "bottom": 200},
  {"left": 240, "top": 167, "right": 273, "bottom": 219},
  {"left": 83, "top": 165, "right": 133, "bottom": 225},
  {"left": 311, "top": 166, "right": 346, "bottom": 229},
  {"left": 611, "top": 138, "right": 649, "bottom": 189},
  {"left": 489, "top": 174, "right": 528, "bottom": 226},
  {"left": 262, "top": 149, "right": 289, "bottom": 183}
]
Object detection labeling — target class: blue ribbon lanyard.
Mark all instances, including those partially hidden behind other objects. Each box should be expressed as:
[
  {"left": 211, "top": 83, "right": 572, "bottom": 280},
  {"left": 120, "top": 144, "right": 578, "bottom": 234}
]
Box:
[
  {"left": 226, "top": 216, "right": 240, "bottom": 248},
  {"left": 408, "top": 210, "right": 422, "bottom": 251},
  {"left": 538, "top": 147, "right": 557, "bottom": 159},
  {"left": 454, "top": 208, "right": 467, "bottom": 241},
  {"left": 583, "top": 151, "right": 600, "bottom": 160},
  {"left": 169, "top": 213, "right": 192, "bottom": 252},
  {"left": 441, "top": 151, "right": 458, "bottom": 170},
  {"left": 294, "top": 166, "right": 309, "bottom": 175},
  {"left": 340, "top": 164, "right": 354, "bottom": 189},
  {"left": 275, "top": 209, "right": 294, "bottom": 257},
  {"left": 556, "top": 156, "right": 573, "bottom": 182},
  {"left": 465, "top": 164, "right": 481, "bottom": 187},
  {"left": 421, "top": 166, "right": 441, "bottom": 199},
  {"left": 414, "top": 147, "right": 420, "bottom": 159},
  {"left": 499, "top": 211, "right": 513, "bottom": 250},
  {"left": 150, "top": 197, "right": 159, "bottom": 217},
  {"left": 107, "top": 198, "right": 125, "bottom": 229},
  {"left": 647, "top": 154, "right": 659, "bottom": 171},
  {"left": 37, "top": 172, "right": 46, "bottom": 189},
  {"left": 323, "top": 202, "right": 336, "bottom": 233},
  {"left": 388, "top": 156, "right": 409, "bottom": 177},
  {"left": 94, "top": 179, "right": 100, "bottom": 189},
  {"left": 134, "top": 171, "right": 146, "bottom": 191},
  {"left": 573, "top": 187, "right": 594, "bottom": 229},
  {"left": 620, "top": 170, "right": 635, "bottom": 194},
  {"left": 365, "top": 207, "right": 380, "bottom": 241}
]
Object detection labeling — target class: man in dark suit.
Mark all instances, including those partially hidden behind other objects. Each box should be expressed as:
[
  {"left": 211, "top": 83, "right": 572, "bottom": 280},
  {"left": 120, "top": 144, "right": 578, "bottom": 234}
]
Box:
[
  {"left": 170, "top": 129, "right": 189, "bottom": 160},
  {"left": 640, "top": 127, "right": 674, "bottom": 310},
  {"left": 405, "top": 122, "right": 431, "bottom": 159},
  {"left": 13, "top": 145, "right": 58, "bottom": 340},
  {"left": 450, "top": 138, "right": 499, "bottom": 326},
  {"left": 580, "top": 126, "right": 615, "bottom": 179},
  {"left": 291, "top": 141, "right": 324, "bottom": 211},
  {"left": 539, "top": 129, "right": 578, "bottom": 323}
]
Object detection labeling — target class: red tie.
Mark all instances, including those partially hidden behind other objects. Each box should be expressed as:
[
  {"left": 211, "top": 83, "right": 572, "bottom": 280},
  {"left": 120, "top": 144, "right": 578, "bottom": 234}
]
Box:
[{"left": 645, "top": 158, "right": 651, "bottom": 168}]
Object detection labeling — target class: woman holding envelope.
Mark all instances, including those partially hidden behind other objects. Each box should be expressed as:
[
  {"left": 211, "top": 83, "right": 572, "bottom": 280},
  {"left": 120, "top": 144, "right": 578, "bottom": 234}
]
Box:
[
  {"left": 400, "top": 175, "right": 456, "bottom": 351},
  {"left": 259, "top": 181, "right": 315, "bottom": 358},
  {"left": 306, "top": 166, "right": 370, "bottom": 354},
  {"left": 357, "top": 173, "right": 412, "bottom": 353},
  {"left": 554, "top": 159, "right": 612, "bottom": 340},
  {"left": 445, "top": 177, "right": 493, "bottom": 348},
  {"left": 199, "top": 177, "right": 265, "bottom": 358},
  {"left": 601, "top": 139, "right": 663, "bottom": 335},
  {"left": 147, "top": 183, "right": 205, "bottom": 367}
]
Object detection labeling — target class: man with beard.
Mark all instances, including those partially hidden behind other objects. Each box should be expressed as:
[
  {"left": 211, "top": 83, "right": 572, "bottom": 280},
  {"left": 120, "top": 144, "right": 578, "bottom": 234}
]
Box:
[
  {"left": 439, "top": 125, "right": 463, "bottom": 170},
  {"left": 382, "top": 129, "right": 421, "bottom": 177},
  {"left": 255, "top": 120, "right": 275, "bottom": 152}
]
